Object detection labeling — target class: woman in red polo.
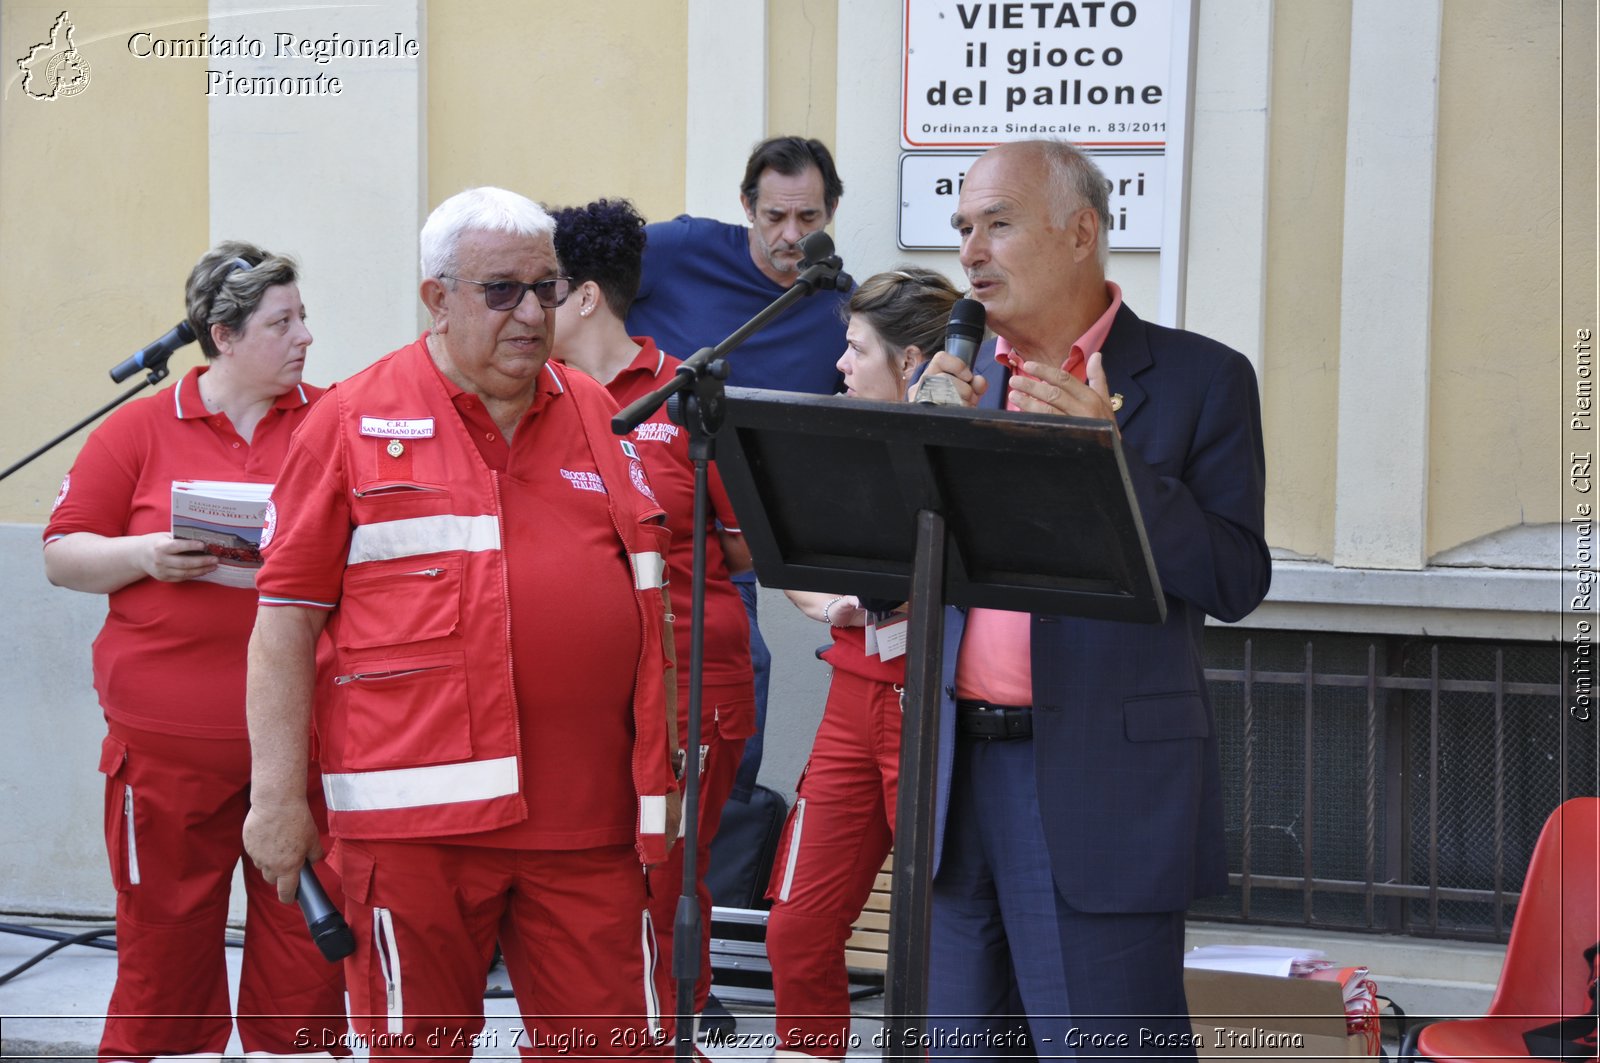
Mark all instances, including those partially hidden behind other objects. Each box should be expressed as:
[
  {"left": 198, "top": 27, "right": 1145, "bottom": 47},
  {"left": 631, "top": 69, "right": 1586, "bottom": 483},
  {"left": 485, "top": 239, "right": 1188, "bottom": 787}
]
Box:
[
  {"left": 765, "top": 268, "right": 964, "bottom": 1060},
  {"left": 548, "top": 196, "right": 758, "bottom": 1030},
  {"left": 43, "top": 243, "right": 345, "bottom": 1063}
]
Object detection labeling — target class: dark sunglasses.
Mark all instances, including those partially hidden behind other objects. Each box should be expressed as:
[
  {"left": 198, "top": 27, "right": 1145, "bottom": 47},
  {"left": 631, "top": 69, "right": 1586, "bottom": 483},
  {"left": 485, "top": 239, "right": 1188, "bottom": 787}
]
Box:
[{"left": 441, "top": 275, "right": 573, "bottom": 311}]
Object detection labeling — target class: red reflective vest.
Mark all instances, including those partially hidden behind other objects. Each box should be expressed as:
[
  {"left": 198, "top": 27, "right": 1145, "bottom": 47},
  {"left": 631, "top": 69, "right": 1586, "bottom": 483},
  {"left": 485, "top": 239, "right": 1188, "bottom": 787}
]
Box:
[{"left": 308, "top": 342, "right": 677, "bottom": 864}]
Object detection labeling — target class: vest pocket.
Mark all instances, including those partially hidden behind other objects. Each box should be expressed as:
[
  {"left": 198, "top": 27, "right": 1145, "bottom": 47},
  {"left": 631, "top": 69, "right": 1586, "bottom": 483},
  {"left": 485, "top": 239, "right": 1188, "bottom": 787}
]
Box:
[
  {"left": 337, "top": 559, "right": 462, "bottom": 650},
  {"left": 332, "top": 651, "right": 473, "bottom": 770},
  {"left": 351, "top": 479, "right": 452, "bottom": 515}
]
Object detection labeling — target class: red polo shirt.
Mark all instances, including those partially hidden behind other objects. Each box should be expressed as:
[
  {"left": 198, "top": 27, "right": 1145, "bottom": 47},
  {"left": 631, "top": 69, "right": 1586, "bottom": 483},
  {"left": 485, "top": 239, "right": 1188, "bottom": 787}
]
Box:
[
  {"left": 603, "top": 337, "right": 755, "bottom": 740},
  {"left": 44, "top": 366, "right": 321, "bottom": 738}
]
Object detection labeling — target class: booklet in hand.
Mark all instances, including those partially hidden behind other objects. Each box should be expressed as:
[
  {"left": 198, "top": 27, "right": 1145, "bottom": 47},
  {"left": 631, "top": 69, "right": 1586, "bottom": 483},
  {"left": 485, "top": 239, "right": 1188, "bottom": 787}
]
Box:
[{"left": 170, "top": 480, "right": 274, "bottom": 589}]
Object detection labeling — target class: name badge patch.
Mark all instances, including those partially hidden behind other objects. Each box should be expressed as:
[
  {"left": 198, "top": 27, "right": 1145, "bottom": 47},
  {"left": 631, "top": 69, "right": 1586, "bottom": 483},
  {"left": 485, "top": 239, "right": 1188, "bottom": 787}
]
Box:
[{"left": 360, "top": 417, "right": 435, "bottom": 439}]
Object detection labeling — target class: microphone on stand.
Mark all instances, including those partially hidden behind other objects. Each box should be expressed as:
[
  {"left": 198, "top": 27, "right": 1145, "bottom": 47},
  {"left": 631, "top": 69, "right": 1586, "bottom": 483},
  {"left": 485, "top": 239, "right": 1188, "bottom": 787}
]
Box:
[
  {"left": 798, "top": 230, "right": 834, "bottom": 266},
  {"left": 797, "top": 232, "right": 853, "bottom": 292},
  {"left": 915, "top": 298, "right": 987, "bottom": 407},
  {"left": 109, "top": 322, "right": 196, "bottom": 383}
]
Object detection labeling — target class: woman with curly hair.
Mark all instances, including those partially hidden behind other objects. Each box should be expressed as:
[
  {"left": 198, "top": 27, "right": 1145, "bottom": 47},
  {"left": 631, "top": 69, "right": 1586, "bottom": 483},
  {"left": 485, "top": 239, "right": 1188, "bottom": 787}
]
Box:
[{"left": 550, "top": 197, "right": 756, "bottom": 1031}]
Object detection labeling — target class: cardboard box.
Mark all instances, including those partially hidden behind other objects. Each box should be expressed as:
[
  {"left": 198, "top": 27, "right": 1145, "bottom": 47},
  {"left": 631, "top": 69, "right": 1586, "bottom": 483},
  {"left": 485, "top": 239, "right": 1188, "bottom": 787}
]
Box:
[{"left": 1184, "top": 968, "right": 1374, "bottom": 1061}]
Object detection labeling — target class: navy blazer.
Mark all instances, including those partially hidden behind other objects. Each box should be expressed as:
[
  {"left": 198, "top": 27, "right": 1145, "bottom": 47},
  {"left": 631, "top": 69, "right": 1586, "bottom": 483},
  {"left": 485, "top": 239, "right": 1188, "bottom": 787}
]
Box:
[{"left": 932, "top": 302, "right": 1271, "bottom": 913}]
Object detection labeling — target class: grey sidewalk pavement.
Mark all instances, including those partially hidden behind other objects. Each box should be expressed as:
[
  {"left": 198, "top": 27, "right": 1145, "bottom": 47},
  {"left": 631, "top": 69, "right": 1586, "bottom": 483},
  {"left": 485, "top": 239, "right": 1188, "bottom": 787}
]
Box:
[{"left": 0, "top": 919, "right": 886, "bottom": 1061}]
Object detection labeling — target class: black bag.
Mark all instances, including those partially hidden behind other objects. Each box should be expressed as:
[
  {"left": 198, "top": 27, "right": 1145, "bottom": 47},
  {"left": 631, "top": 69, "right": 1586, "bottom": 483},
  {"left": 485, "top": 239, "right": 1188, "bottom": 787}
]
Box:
[{"left": 706, "top": 783, "right": 790, "bottom": 910}]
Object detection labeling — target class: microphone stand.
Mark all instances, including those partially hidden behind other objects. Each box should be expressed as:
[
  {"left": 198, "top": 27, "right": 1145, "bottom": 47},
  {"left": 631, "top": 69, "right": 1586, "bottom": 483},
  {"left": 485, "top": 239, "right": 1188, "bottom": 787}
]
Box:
[
  {"left": 614, "top": 234, "right": 850, "bottom": 1063},
  {"left": 0, "top": 362, "right": 174, "bottom": 483}
]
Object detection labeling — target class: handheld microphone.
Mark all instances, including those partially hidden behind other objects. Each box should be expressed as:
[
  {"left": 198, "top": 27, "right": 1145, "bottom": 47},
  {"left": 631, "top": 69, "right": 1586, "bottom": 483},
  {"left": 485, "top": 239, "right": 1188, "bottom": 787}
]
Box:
[
  {"left": 109, "top": 322, "right": 196, "bottom": 384},
  {"left": 296, "top": 862, "right": 355, "bottom": 962},
  {"left": 915, "top": 298, "right": 987, "bottom": 407}
]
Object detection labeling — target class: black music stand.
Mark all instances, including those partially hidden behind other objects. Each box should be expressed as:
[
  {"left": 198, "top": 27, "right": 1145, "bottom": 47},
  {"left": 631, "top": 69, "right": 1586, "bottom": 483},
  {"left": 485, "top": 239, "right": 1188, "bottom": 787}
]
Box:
[{"left": 714, "top": 387, "right": 1167, "bottom": 1059}]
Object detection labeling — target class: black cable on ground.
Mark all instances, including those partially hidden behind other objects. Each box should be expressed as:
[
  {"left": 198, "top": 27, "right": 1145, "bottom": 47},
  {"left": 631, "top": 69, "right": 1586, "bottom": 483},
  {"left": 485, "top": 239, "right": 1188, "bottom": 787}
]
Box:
[
  {"left": 0, "top": 923, "right": 118, "bottom": 986},
  {"left": 0, "top": 921, "right": 245, "bottom": 987}
]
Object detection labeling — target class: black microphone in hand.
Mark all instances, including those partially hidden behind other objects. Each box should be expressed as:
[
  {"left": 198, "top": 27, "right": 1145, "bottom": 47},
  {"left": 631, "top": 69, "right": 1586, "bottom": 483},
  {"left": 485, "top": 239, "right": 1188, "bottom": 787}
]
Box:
[
  {"left": 109, "top": 322, "right": 197, "bottom": 383},
  {"left": 916, "top": 298, "right": 987, "bottom": 407},
  {"left": 297, "top": 862, "right": 355, "bottom": 962}
]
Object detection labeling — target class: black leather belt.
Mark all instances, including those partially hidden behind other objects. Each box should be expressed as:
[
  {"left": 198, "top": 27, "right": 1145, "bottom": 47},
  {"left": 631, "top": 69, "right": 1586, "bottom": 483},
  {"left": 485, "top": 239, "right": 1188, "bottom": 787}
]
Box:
[{"left": 956, "top": 699, "right": 1033, "bottom": 740}]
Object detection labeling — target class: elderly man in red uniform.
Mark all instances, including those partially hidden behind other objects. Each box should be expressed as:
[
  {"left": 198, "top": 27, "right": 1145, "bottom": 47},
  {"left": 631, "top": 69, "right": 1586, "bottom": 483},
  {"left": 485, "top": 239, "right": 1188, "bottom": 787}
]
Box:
[{"left": 243, "top": 186, "right": 681, "bottom": 1057}]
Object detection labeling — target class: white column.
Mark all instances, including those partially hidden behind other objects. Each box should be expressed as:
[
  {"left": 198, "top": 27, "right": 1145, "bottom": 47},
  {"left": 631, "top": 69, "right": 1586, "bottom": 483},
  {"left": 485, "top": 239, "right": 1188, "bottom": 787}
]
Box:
[
  {"left": 1182, "top": 0, "right": 1273, "bottom": 381},
  {"left": 1332, "top": 0, "right": 1443, "bottom": 570},
  {"left": 685, "top": 0, "right": 767, "bottom": 222},
  {"left": 207, "top": 0, "right": 425, "bottom": 384},
  {"left": 834, "top": 0, "right": 927, "bottom": 281}
]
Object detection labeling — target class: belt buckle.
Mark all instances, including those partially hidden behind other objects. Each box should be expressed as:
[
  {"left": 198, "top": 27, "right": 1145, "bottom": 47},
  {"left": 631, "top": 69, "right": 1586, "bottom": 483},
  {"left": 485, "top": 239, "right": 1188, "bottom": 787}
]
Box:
[{"left": 977, "top": 704, "right": 1003, "bottom": 739}]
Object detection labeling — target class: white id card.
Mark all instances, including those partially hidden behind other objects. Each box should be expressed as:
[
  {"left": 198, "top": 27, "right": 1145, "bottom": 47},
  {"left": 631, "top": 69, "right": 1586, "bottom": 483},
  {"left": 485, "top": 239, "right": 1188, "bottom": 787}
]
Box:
[{"left": 867, "top": 616, "right": 909, "bottom": 661}]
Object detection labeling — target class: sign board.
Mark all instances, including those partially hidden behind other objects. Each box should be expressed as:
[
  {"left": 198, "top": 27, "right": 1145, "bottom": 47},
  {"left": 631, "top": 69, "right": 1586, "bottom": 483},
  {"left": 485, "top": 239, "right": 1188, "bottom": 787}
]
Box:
[
  {"left": 899, "top": 149, "right": 1165, "bottom": 251},
  {"left": 897, "top": 0, "right": 1195, "bottom": 322},
  {"left": 902, "top": 0, "right": 1177, "bottom": 150}
]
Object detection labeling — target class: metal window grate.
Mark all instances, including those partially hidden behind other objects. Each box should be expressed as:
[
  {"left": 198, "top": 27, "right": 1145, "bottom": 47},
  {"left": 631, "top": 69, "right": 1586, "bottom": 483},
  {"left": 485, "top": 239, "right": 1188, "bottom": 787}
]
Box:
[{"left": 1189, "top": 631, "right": 1597, "bottom": 942}]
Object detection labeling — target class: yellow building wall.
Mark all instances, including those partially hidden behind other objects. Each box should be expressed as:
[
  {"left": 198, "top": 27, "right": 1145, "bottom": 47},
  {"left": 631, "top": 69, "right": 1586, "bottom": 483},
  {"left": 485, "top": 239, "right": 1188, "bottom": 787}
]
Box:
[
  {"left": 425, "top": 0, "right": 688, "bottom": 222},
  {"left": 0, "top": 1, "right": 210, "bottom": 524},
  {"left": 1426, "top": 0, "right": 1565, "bottom": 558},
  {"left": 767, "top": 0, "right": 837, "bottom": 146},
  {"left": 1260, "top": 0, "right": 1352, "bottom": 562}
]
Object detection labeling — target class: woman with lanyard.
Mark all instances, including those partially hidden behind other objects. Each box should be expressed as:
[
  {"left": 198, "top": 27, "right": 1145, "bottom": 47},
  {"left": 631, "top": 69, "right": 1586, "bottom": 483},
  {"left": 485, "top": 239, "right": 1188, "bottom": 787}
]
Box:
[{"left": 764, "top": 267, "right": 964, "bottom": 1060}]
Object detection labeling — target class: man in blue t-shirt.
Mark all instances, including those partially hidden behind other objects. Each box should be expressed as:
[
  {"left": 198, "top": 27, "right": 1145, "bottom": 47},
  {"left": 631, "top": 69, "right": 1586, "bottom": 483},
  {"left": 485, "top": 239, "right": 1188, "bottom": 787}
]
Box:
[
  {"left": 626, "top": 138, "right": 850, "bottom": 1033},
  {"left": 627, "top": 135, "right": 848, "bottom": 395}
]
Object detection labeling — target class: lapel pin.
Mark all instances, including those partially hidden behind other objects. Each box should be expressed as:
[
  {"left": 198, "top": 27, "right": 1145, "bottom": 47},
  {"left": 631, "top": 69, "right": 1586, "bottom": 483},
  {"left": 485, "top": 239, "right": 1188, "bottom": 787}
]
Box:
[
  {"left": 1110, "top": 393, "right": 1124, "bottom": 413},
  {"left": 386, "top": 439, "right": 405, "bottom": 458}
]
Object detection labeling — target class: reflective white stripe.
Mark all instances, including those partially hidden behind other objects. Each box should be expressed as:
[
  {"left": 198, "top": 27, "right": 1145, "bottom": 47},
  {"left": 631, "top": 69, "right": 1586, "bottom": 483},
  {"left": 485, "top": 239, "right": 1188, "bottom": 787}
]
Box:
[
  {"left": 124, "top": 786, "right": 141, "bottom": 886},
  {"left": 172, "top": 377, "right": 186, "bottom": 418},
  {"left": 322, "top": 756, "right": 517, "bottom": 812},
  {"left": 641, "top": 908, "right": 661, "bottom": 1039},
  {"left": 259, "top": 595, "right": 338, "bottom": 610},
  {"left": 374, "top": 908, "right": 403, "bottom": 1035},
  {"left": 639, "top": 794, "right": 667, "bottom": 837},
  {"left": 630, "top": 551, "right": 666, "bottom": 591},
  {"left": 347, "top": 514, "right": 500, "bottom": 566},
  {"left": 778, "top": 798, "right": 806, "bottom": 902}
]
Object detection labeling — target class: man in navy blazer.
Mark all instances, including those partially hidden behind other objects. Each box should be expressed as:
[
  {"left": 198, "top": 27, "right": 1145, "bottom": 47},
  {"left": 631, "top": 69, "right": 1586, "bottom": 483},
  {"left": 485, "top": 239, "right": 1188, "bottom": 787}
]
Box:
[{"left": 916, "top": 140, "right": 1270, "bottom": 1056}]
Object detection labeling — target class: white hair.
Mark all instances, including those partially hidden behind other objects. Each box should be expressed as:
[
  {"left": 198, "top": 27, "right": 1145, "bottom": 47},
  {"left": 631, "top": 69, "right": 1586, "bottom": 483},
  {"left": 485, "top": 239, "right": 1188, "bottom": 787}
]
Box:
[
  {"left": 419, "top": 187, "right": 556, "bottom": 279},
  {"left": 1036, "top": 140, "right": 1114, "bottom": 271}
]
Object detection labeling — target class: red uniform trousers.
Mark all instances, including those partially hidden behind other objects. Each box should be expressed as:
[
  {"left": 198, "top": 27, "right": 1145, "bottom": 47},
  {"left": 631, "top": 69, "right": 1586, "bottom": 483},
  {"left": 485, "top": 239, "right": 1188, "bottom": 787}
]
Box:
[
  {"left": 764, "top": 669, "right": 903, "bottom": 1059},
  {"left": 97, "top": 721, "right": 346, "bottom": 1063},
  {"left": 646, "top": 685, "right": 750, "bottom": 1019},
  {"left": 335, "top": 838, "right": 673, "bottom": 1060}
]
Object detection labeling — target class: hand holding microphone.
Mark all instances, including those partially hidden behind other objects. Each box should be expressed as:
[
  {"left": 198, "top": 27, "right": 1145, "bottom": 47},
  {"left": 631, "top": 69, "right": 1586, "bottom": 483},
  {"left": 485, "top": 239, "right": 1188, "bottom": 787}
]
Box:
[
  {"left": 915, "top": 298, "right": 986, "bottom": 407},
  {"left": 296, "top": 862, "right": 355, "bottom": 962}
]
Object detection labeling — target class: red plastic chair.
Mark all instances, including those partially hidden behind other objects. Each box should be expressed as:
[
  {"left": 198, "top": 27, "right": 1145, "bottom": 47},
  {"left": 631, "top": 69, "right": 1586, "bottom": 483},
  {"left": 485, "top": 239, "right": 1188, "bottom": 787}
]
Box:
[{"left": 1411, "top": 797, "right": 1600, "bottom": 1062}]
